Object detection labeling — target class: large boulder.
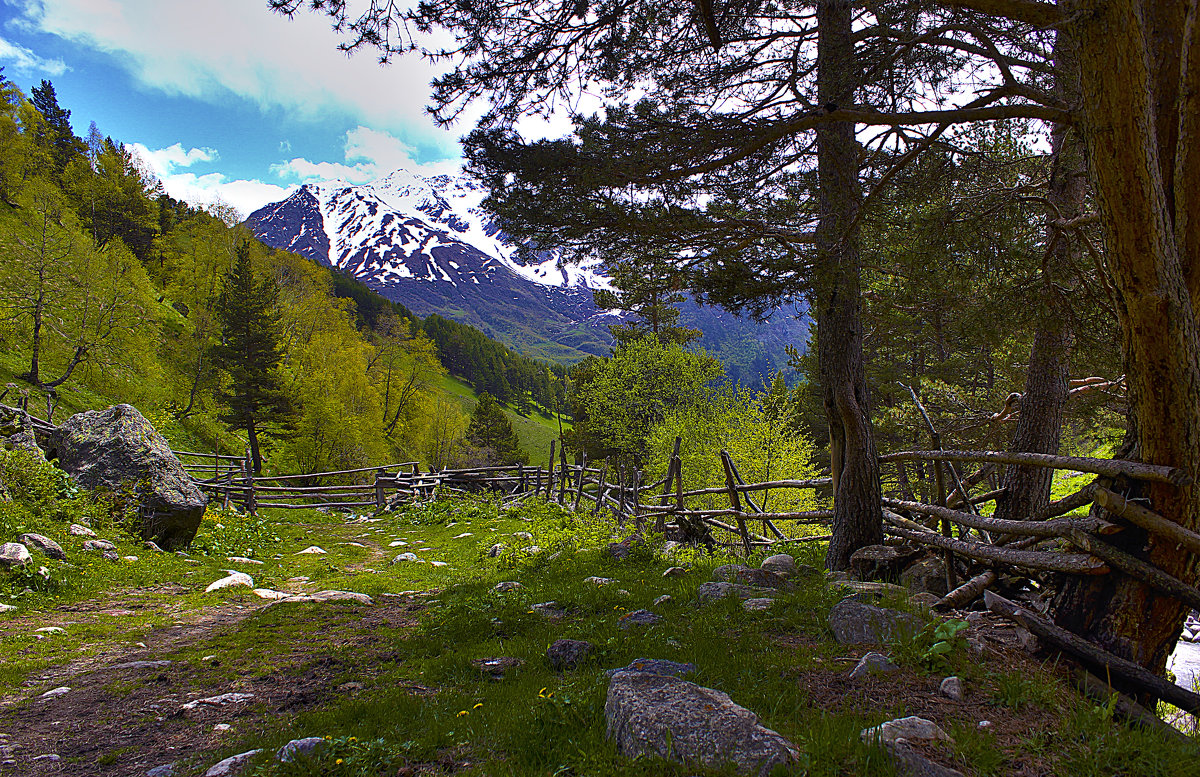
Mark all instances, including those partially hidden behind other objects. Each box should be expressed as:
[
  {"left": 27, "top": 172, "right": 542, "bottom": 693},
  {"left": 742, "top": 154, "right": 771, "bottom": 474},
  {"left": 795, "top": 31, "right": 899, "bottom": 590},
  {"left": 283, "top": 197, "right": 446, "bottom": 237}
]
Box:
[
  {"left": 849, "top": 544, "right": 924, "bottom": 583},
  {"left": 52, "top": 405, "right": 207, "bottom": 549},
  {"left": 901, "top": 556, "right": 949, "bottom": 597},
  {"left": 605, "top": 671, "right": 799, "bottom": 776},
  {"left": 712, "top": 564, "right": 793, "bottom": 591},
  {"left": 828, "top": 599, "right": 922, "bottom": 645}
]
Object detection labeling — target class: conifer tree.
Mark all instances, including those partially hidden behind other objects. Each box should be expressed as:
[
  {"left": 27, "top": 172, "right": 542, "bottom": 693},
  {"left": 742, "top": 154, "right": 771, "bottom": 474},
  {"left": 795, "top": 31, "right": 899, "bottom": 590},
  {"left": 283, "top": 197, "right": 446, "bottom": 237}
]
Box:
[
  {"left": 466, "top": 392, "right": 526, "bottom": 465},
  {"left": 210, "top": 243, "right": 292, "bottom": 474},
  {"left": 29, "top": 80, "right": 83, "bottom": 176}
]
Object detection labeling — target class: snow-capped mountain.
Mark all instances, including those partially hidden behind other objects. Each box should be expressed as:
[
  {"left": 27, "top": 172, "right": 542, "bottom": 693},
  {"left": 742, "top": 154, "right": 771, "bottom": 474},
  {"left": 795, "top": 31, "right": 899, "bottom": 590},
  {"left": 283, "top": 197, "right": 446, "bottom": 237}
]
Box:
[
  {"left": 246, "top": 169, "right": 620, "bottom": 360},
  {"left": 246, "top": 168, "right": 809, "bottom": 372}
]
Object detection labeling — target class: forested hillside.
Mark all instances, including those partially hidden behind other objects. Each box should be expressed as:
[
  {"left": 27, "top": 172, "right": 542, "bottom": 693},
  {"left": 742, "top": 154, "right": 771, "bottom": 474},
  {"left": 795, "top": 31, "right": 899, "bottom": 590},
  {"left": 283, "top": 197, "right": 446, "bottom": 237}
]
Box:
[{"left": 0, "top": 72, "right": 567, "bottom": 472}]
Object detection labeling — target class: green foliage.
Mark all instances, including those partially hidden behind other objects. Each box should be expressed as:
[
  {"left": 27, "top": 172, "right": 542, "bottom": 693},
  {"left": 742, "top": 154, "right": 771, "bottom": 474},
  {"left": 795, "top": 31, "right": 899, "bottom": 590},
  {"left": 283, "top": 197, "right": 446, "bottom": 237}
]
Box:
[
  {"left": 466, "top": 391, "right": 528, "bottom": 465},
  {"left": 191, "top": 507, "right": 280, "bottom": 560}
]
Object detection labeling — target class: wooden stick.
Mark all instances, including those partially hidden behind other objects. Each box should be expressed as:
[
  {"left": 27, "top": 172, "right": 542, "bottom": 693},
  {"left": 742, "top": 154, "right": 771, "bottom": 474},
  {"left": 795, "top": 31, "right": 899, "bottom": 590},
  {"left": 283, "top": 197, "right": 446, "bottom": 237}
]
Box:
[
  {"left": 985, "top": 591, "right": 1200, "bottom": 715},
  {"left": 255, "top": 501, "right": 377, "bottom": 510},
  {"left": 720, "top": 450, "right": 753, "bottom": 555},
  {"left": 1066, "top": 528, "right": 1200, "bottom": 612},
  {"left": 593, "top": 458, "right": 609, "bottom": 515},
  {"left": 883, "top": 497, "right": 1113, "bottom": 538},
  {"left": 704, "top": 518, "right": 771, "bottom": 544},
  {"left": 934, "top": 571, "right": 997, "bottom": 611},
  {"left": 573, "top": 452, "right": 587, "bottom": 511},
  {"left": 883, "top": 519, "right": 1109, "bottom": 575},
  {"left": 1036, "top": 482, "right": 1099, "bottom": 520},
  {"left": 881, "top": 450, "right": 1189, "bottom": 487},
  {"left": 1094, "top": 487, "right": 1200, "bottom": 555}
]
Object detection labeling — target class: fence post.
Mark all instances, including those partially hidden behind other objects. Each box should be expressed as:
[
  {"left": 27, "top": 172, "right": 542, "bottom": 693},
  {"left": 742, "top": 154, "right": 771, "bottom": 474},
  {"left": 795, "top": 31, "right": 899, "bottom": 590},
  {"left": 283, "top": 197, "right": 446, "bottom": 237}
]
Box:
[
  {"left": 616, "top": 464, "right": 627, "bottom": 523},
  {"left": 375, "top": 467, "right": 386, "bottom": 512},
  {"left": 558, "top": 444, "right": 569, "bottom": 503},
  {"left": 213, "top": 447, "right": 219, "bottom": 480},
  {"left": 546, "top": 440, "right": 556, "bottom": 499},
  {"left": 222, "top": 471, "right": 232, "bottom": 510},
  {"left": 573, "top": 452, "right": 587, "bottom": 511},
  {"left": 244, "top": 466, "right": 257, "bottom": 516},
  {"left": 632, "top": 468, "right": 642, "bottom": 532},
  {"left": 720, "top": 450, "right": 753, "bottom": 556},
  {"left": 593, "top": 458, "right": 609, "bottom": 515},
  {"left": 656, "top": 437, "right": 681, "bottom": 533}
]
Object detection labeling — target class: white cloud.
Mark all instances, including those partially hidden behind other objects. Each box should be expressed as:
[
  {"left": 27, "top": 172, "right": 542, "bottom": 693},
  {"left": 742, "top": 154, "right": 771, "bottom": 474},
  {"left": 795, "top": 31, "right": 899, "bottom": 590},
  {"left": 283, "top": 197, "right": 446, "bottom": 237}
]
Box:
[
  {"left": 0, "top": 33, "right": 67, "bottom": 76},
  {"left": 157, "top": 171, "right": 294, "bottom": 222},
  {"left": 17, "top": 0, "right": 458, "bottom": 154},
  {"left": 272, "top": 125, "right": 461, "bottom": 184},
  {"left": 125, "top": 141, "right": 217, "bottom": 178}
]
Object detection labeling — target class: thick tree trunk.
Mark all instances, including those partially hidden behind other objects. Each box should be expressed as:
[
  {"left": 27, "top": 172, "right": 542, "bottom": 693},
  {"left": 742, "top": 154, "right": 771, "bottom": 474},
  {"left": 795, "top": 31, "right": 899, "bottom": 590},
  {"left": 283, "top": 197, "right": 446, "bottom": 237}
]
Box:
[
  {"left": 816, "top": 0, "right": 883, "bottom": 570},
  {"left": 247, "top": 423, "right": 263, "bottom": 475},
  {"left": 993, "top": 34, "right": 1086, "bottom": 523},
  {"left": 1053, "top": 0, "right": 1200, "bottom": 679}
]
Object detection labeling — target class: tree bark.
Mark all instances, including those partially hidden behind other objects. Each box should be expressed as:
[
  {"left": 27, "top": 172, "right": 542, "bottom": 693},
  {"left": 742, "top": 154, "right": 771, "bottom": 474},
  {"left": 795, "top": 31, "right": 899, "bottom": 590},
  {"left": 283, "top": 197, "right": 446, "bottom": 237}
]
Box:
[
  {"left": 816, "top": 0, "right": 883, "bottom": 570},
  {"left": 247, "top": 423, "right": 263, "bottom": 475},
  {"left": 993, "top": 31, "right": 1087, "bottom": 523},
  {"left": 1052, "top": 0, "right": 1200, "bottom": 681}
]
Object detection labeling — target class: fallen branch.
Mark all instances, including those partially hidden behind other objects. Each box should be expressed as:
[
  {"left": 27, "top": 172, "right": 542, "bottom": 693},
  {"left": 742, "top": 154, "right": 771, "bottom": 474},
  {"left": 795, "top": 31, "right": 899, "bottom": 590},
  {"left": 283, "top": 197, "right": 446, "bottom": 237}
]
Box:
[
  {"left": 1094, "top": 488, "right": 1200, "bottom": 556},
  {"left": 935, "top": 571, "right": 997, "bottom": 612},
  {"left": 1065, "top": 529, "right": 1200, "bottom": 612},
  {"left": 880, "top": 450, "right": 1189, "bottom": 487},
  {"left": 883, "top": 517, "right": 1109, "bottom": 575}
]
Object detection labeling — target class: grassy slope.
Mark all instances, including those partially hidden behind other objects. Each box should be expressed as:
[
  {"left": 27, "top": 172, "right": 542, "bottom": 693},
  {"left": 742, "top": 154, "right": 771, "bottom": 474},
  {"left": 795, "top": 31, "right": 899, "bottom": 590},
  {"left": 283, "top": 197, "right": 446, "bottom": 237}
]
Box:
[
  {"left": 434, "top": 373, "right": 568, "bottom": 464},
  {"left": 0, "top": 490, "right": 1195, "bottom": 776}
]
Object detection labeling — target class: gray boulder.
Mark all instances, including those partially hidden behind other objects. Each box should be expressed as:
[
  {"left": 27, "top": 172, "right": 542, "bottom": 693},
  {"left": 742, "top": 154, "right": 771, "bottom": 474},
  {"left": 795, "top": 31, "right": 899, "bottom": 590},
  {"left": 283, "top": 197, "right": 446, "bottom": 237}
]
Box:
[
  {"left": 849, "top": 544, "right": 923, "bottom": 582},
  {"left": 547, "top": 639, "right": 594, "bottom": 671},
  {"left": 901, "top": 556, "right": 949, "bottom": 596},
  {"left": 276, "top": 737, "right": 324, "bottom": 763},
  {"left": 696, "top": 581, "right": 758, "bottom": 606},
  {"left": 618, "top": 609, "right": 663, "bottom": 628},
  {"left": 605, "top": 671, "right": 799, "bottom": 776},
  {"left": 828, "top": 600, "right": 922, "bottom": 645},
  {"left": 52, "top": 405, "right": 207, "bottom": 549},
  {"left": 760, "top": 554, "right": 797, "bottom": 577},
  {"left": 713, "top": 564, "right": 793, "bottom": 590},
  {"left": 0, "top": 543, "right": 31, "bottom": 568},
  {"left": 604, "top": 659, "right": 697, "bottom": 679},
  {"left": 849, "top": 652, "right": 898, "bottom": 681},
  {"left": 19, "top": 533, "right": 65, "bottom": 560}
]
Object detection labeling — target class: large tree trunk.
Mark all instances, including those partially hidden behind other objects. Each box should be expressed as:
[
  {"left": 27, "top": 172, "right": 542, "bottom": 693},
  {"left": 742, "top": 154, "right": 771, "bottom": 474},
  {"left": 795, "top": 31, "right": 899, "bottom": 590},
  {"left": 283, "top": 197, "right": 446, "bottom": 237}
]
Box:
[
  {"left": 993, "top": 34, "right": 1087, "bottom": 523},
  {"left": 1052, "top": 0, "right": 1200, "bottom": 679},
  {"left": 816, "top": 0, "right": 883, "bottom": 570}
]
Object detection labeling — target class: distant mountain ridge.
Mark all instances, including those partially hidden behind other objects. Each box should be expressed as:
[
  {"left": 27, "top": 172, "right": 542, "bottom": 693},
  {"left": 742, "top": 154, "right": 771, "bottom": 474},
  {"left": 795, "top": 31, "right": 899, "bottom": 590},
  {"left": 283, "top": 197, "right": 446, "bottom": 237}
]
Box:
[{"left": 246, "top": 168, "right": 809, "bottom": 375}]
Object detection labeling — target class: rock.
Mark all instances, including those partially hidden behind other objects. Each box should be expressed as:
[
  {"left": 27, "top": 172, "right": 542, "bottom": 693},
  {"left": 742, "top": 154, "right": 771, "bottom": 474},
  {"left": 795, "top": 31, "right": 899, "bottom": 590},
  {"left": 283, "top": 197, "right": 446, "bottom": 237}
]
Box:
[
  {"left": 883, "top": 743, "right": 967, "bottom": 777},
  {"left": 861, "top": 716, "right": 953, "bottom": 746},
  {"left": 0, "top": 543, "right": 30, "bottom": 568},
  {"left": 584, "top": 576, "right": 613, "bottom": 586},
  {"left": 531, "top": 602, "right": 566, "bottom": 619},
  {"left": 547, "top": 638, "right": 594, "bottom": 671},
  {"left": 203, "top": 749, "right": 262, "bottom": 777},
  {"left": 307, "top": 590, "right": 373, "bottom": 605},
  {"left": 826, "top": 570, "right": 849, "bottom": 583},
  {"left": 143, "top": 540, "right": 164, "bottom": 552},
  {"left": 900, "top": 556, "right": 949, "bottom": 597},
  {"left": 606, "top": 534, "right": 644, "bottom": 561},
  {"left": 909, "top": 592, "right": 942, "bottom": 608},
  {"left": 111, "top": 660, "right": 172, "bottom": 670},
  {"left": 123, "top": 555, "right": 139, "bottom": 562},
  {"left": 473, "top": 656, "right": 524, "bottom": 680},
  {"left": 18, "top": 533, "right": 65, "bottom": 560},
  {"left": 849, "top": 652, "right": 898, "bottom": 681},
  {"left": 0, "top": 404, "right": 42, "bottom": 453},
  {"left": 82, "top": 539, "right": 116, "bottom": 552},
  {"left": 605, "top": 671, "right": 799, "bottom": 776},
  {"left": 0, "top": 604, "right": 15, "bottom": 614},
  {"left": 828, "top": 600, "right": 922, "bottom": 645},
  {"left": 146, "top": 764, "right": 176, "bottom": 777},
  {"left": 430, "top": 560, "right": 449, "bottom": 568},
  {"left": 35, "top": 626, "right": 65, "bottom": 634},
  {"left": 712, "top": 564, "right": 793, "bottom": 590},
  {"left": 512, "top": 531, "right": 533, "bottom": 541},
  {"left": 696, "top": 581, "right": 758, "bottom": 606},
  {"left": 391, "top": 552, "right": 424, "bottom": 564},
  {"left": 661, "top": 540, "right": 682, "bottom": 556},
  {"left": 604, "top": 659, "right": 697, "bottom": 678},
  {"left": 389, "top": 540, "right": 408, "bottom": 547},
  {"left": 182, "top": 692, "right": 255, "bottom": 712},
  {"left": 31, "top": 754, "right": 60, "bottom": 762},
  {"left": 276, "top": 737, "right": 325, "bottom": 763},
  {"left": 487, "top": 543, "right": 506, "bottom": 557},
  {"left": 653, "top": 594, "right": 672, "bottom": 606},
  {"left": 939, "top": 676, "right": 964, "bottom": 701},
  {"left": 205, "top": 571, "right": 254, "bottom": 593},
  {"left": 225, "top": 556, "right": 263, "bottom": 566},
  {"left": 295, "top": 546, "right": 326, "bottom": 555},
  {"left": 662, "top": 566, "right": 688, "bottom": 578},
  {"left": 40, "top": 687, "right": 70, "bottom": 698},
  {"left": 253, "top": 589, "right": 291, "bottom": 600},
  {"left": 849, "top": 544, "right": 923, "bottom": 583},
  {"left": 743, "top": 598, "right": 776, "bottom": 612},
  {"left": 69, "top": 524, "right": 96, "bottom": 538},
  {"left": 102, "top": 550, "right": 120, "bottom": 561},
  {"left": 619, "top": 609, "right": 663, "bottom": 628},
  {"left": 760, "top": 554, "right": 797, "bottom": 577},
  {"left": 53, "top": 404, "right": 207, "bottom": 549},
  {"left": 213, "top": 723, "right": 231, "bottom": 732},
  {"left": 494, "top": 581, "right": 523, "bottom": 593},
  {"left": 451, "top": 532, "right": 473, "bottom": 539}
]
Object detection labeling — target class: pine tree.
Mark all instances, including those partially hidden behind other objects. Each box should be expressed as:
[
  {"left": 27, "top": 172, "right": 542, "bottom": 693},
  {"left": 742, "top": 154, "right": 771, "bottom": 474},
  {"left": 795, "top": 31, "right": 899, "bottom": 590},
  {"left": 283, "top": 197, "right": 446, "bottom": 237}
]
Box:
[
  {"left": 466, "top": 392, "right": 526, "bottom": 465},
  {"left": 210, "top": 243, "right": 292, "bottom": 474},
  {"left": 29, "top": 80, "right": 83, "bottom": 176}
]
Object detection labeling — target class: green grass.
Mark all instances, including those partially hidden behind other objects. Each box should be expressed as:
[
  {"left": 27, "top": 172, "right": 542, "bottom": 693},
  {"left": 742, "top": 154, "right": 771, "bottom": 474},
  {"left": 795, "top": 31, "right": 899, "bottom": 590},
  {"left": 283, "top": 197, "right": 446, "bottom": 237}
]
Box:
[{"left": 434, "top": 373, "right": 569, "bottom": 463}]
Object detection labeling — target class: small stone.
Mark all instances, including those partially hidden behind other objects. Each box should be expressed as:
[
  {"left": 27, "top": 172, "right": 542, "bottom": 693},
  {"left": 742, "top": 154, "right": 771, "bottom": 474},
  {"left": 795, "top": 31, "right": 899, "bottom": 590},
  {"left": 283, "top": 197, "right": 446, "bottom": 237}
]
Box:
[
  {"left": 277, "top": 737, "right": 325, "bottom": 763},
  {"left": 69, "top": 524, "right": 97, "bottom": 538},
  {"left": 35, "top": 626, "right": 65, "bottom": 634},
  {"left": 827, "top": 599, "right": 921, "bottom": 645},
  {"left": 909, "top": 592, "right": 942, "bottom": 608},
  {"left": 653, "top": 594, "right": 672, "bottom": 606},
  {"left": 0, "top": 604, "right": 15, "bottom": 614},
  {"left": 40, "top": 687, "right": 70, "bottom": 699},
  {"left": 978, "top": 720, "right": 992, "bottom": 729},
  {"left": 213, "top": 723, "right": 231, "bottom": 732},
  {"left": 512, "top": 531, "right": 533, "bottom": 541},
  {"left": 31, "top": 754, "right": 60, "bottom": 762},
  {"left": 287, "top": 576, "right": 309, "bottom": 583},
  {"left": 390, "top": 552, "right": 424, "bottom": 564},
  {"left": 203, "top": 749, "right": 262, "bottom": 777},
  {"left": 143, "top": 541, "right": 164, "bottom": 553},
  {"left": 307, "top": 590, "right": 373, "bottom": 605},
  {"left": 663, "top": 566, "right": 688, "bottom": 578},
  {"left": 430, "top": 560, "right": 449, "bottom": 568},
  {"left": 225, "top": 557, "right": 263, "bottom": 566},
  {"left": 146, "top": 764, "right": 176, "bottom": 777},
  {"left": 452, "top": 532, "right": 473, "bottom": 539},
  {"left": 123, "top": 555, "right": 139, "bottom": 562},
  {"left": 494, "top": 581, "right": 523, "bottom": 593},
  {"left": 473, "top": 656, "right": 524, "bottom": 680},
  {"left": 849, "top": 652, "right": 897, "bottom": 681},
  {"left": 547, "top": 638, "right": 594, "bottom": 671},
  {"left": 252, "top": 589, "right": 291, "bottom": 600},
  {"left": 82, "top": 539, "right": 117, "bottom": 552},
  {"left": 604, "top": 659, "right": 697, "bottom": 678},
  {"left": 102, "top": 550, "right": 120, "bottom": 561},
  {"left": 696, "top": 581, "right": 758, "bottom": 606},
  {"left": 295, "top": 546, "right": 326, "bottom": 555},
  {"left": 826, "top": 570, "right": 849, "bottom": 582},
  {"left": 939, "top": 676, "right": 964, "bottom": 701},
  {"left": 742, "top": 598, "right": 776, "bottom": 612},
  {"left": 584, "top": 576, "right": 613, "bottom": 586},
  {"left": 202, "top": 655, "right": 217, "bottom": 663},
  {"left": 205, "top": 572, "right": 254, "bottom": 593},
  {"left": 861, "top": 716, "right": 953, "bottom": 746},
  {"left": 0, "top": 543, "right": 31, "bottom": 568},
  {"left": 487, "top": 543, "right": 506, "bottom": 557},
  {"left": 388, "top": 540, "right": 408, "bottom": 547},
  {"left": 531, "top": 601, "right": 566, "bottom": 619},
  {"left": 619, "top": 609, "right": 663, "bottom": 628},
  {"left": 760, "top": 554, "right": 797, "bottom": 577},
  {"left": 18, "top": 533, "right": 65, "bottom": 560},
  {"left": 181, "top": 692, "right": 255, "bottom": 711},
  {"left": 606, "top": 534, "right": 644, "bottom": 561},
  {"left": 338, "top": 682, "right": 363, "bottom": 691}
]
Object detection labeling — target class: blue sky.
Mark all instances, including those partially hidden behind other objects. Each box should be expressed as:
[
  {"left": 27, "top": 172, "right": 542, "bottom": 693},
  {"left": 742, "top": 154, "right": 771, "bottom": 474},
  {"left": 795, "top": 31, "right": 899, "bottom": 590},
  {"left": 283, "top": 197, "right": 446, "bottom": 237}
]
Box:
[{"left": 0, "top": 0, "right": 471, "bottom": 216}]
